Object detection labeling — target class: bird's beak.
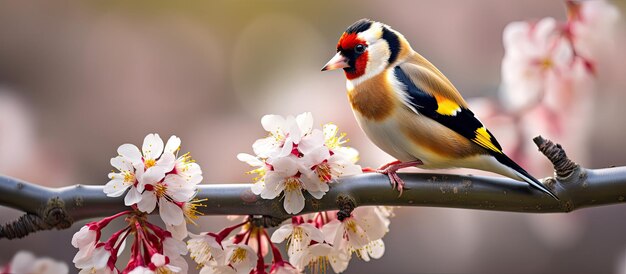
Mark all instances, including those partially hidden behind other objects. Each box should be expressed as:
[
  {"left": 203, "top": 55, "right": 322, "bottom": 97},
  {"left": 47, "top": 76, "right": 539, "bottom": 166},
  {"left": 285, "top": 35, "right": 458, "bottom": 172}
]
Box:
[{"left": 321, "top": 52, "right": 350, "bottom": 71}]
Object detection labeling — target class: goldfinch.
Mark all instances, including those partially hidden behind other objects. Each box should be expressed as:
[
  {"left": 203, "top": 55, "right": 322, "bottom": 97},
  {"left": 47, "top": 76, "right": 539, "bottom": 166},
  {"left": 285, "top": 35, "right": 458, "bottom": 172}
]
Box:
[{"left": 322, "top": 19, "right": 558, "bottom": 200}]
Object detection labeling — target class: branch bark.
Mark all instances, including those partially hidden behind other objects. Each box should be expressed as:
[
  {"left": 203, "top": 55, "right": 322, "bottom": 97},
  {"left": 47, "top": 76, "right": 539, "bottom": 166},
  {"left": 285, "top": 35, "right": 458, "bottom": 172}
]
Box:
[{"left": 1, "top": 136, "right": 625, "bottom": 239}]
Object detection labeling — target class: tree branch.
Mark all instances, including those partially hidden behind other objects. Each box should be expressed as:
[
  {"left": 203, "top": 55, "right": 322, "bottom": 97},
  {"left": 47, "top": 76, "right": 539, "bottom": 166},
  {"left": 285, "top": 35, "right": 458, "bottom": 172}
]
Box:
[{"left": 1, "top": 136, "right": 625, "bottom": 239}]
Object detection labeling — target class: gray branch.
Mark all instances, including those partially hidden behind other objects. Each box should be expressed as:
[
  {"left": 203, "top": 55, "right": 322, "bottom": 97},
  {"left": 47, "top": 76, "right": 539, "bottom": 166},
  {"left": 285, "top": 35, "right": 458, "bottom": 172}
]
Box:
[{"left": 1, "top": 136, "right": 625, "bottom": 239}]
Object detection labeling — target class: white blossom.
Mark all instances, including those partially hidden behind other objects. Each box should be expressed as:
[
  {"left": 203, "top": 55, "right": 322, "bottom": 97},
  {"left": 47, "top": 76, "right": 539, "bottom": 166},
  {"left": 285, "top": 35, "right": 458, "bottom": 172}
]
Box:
[
  {"left": 290, "top": 243, "right": 350, "bottom": 273},
  {"left": 3, "top": 251, "right": 69, "bottom": 274},
  {"left": 187, "top": 233, "right": 226, "bottom": 266}
]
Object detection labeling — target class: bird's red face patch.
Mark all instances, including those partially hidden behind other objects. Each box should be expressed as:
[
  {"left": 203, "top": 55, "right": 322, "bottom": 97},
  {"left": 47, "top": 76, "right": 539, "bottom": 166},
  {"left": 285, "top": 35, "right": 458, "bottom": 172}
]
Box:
[
  {"left": 338, "top": 33, "right": 360, "bottom": 50},
  {"left": 337, "top": 33, "right": 368, "bottom": 80}
]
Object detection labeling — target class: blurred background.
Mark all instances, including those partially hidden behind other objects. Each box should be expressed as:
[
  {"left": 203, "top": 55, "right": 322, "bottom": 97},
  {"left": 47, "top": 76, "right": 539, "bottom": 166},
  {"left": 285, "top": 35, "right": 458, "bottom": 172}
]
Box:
[{"left": 1, "top": 0, "right": 626, "bottom": 273}]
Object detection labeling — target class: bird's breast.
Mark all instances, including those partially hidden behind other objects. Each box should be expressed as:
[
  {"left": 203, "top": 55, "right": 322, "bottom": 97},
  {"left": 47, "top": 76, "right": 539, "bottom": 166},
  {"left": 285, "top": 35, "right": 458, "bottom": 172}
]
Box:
[{"left": 346, "top": 72, "right": 397, "bottom": 122}]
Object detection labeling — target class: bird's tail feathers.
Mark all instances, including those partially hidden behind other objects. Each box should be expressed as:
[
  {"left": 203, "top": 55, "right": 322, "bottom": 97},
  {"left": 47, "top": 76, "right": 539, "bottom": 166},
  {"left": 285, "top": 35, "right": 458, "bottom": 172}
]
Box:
[{"left": 495, "top": 154, "right": 559, "bottom": 200}]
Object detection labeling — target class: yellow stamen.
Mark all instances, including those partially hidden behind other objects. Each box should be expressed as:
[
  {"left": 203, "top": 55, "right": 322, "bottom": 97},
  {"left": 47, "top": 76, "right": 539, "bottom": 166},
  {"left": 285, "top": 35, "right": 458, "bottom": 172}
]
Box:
[
  {"left": 155, "top": 183, "right": 167, "bottom": 198},
  {"left": 345, "top": 219, "right": 358, "bottom": 233},
  {"left": 230, "top": 247, "right": 248, "bottom": 264},
  {"left": 123, "top": 171, "right": 135, "bottom": 183},
  {"left": 184, "top": 199, "right": 207, "bottom": 225},
  {"left": 286, "top": 226, "right": 308, "bottom": 254},
  {"left": 324, "top": 123, "right": 348, "bottom": 149},
  {"left": 309, "top": 256, "right": 329, "bottom": 274},
  {"left": 246, "top": 166, "right": 267, "bottom": 183},
  {"left": 315, "top": 162, "right": 333, "bottom": 182},
  {"left": 144, "top": 158, "right": 156, "bottom": 169},
  {"left": 177, "top": 152, "right": 195, "bottom": 173},
  {"left": 156, "top": 267, "right": 173, "bottom": 274},
  {"left": 284, "top": 177, "right": 301, "bottom": 192}
]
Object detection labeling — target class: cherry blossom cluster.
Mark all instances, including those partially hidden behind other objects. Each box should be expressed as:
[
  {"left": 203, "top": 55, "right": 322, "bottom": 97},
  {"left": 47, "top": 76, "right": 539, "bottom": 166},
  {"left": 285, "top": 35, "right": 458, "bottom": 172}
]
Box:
[
  {"left": 72, "top": 210, "right": 188, "bottom": 274},
  {"left": 271, "top": 206, "right": 392, "bottom": 273},
  {"left": 500, "top": 0, "right": 618, "bottom": 113},
  {"left": 186, "top": 206, "right": 392, "bottom": 274},
  {"left": 104, "top": 133, "right": 204, "bottom": 238},
  {"left": 71, "top": 134, "right": 203, "bottom": 273},
  {"left": 187, "top": 218, "right": 272, "bottom": 274},
  {"left": 0, "top": 251, "right": 68, "bottom": 274},
  {"left": 472, "top": 0, "right": 619, "bottom": 169},
  {"left": 238, "top": 113, "right": 362, "bottom": 214}
]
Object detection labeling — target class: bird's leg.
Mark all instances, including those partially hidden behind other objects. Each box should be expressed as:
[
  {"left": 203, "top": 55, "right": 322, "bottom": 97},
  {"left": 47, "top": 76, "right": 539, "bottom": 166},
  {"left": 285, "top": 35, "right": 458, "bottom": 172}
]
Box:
[
  {"left": 361, "top": 160, "right": 401, "bottom": 173},
  {"left": 377, "top": 160, "right": 423, "bottom": 196}
]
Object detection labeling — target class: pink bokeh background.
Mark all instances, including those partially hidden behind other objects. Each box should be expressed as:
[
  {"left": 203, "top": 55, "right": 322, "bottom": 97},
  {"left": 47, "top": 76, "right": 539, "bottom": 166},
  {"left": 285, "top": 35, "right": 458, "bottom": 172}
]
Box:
[{"left": 1, "top": 1, "right": 626, "bottom": 273}]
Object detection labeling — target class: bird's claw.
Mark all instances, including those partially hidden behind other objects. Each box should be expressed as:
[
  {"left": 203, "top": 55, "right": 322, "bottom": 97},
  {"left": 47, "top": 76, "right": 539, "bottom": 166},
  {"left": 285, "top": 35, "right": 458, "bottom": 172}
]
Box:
[
  {"left": 388, "top": 171, "right": 406, "bottom": 196},
  {"left": 374, "top": 160, "right": 422, "bottom": 197}
]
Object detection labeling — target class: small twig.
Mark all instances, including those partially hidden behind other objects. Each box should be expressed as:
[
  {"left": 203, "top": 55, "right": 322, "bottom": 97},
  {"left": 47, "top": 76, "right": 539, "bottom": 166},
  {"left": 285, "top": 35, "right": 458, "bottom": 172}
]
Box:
[
  {"left": 0, "top": 197, "right": 72, "bottom": 239},
  {"left": 534, "top": 135, "right": 580, "bottom": 179}
]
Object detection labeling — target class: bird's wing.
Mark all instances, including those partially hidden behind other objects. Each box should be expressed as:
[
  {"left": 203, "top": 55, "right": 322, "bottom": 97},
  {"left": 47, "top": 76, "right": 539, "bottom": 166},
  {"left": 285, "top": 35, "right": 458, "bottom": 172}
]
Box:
[
  {"left": 393, "top": 62, "right": 559, "bottom": 200},
  {"left": 393, "top": 63, "right": 503, "bottom": 155}
]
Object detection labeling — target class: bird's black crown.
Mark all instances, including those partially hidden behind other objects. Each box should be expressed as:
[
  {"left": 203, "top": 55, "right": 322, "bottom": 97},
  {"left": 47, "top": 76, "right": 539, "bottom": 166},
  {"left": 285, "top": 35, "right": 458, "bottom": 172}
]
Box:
[{"left": 345, "top": 19, "right": 373, "bottom": 34}]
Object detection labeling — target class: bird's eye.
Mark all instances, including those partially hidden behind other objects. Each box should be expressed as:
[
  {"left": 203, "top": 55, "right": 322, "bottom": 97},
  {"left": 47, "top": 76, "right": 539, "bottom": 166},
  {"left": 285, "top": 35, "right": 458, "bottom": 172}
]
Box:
[{"left": 355, "top": 44, "right": 366, "bottom": 54}]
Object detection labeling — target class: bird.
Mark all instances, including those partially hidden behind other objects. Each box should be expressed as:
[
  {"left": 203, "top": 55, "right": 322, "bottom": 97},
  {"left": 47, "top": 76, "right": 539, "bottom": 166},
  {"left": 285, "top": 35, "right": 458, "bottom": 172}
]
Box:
[{"left": 321, "top": 18, "right": 559, "bottom": 200}]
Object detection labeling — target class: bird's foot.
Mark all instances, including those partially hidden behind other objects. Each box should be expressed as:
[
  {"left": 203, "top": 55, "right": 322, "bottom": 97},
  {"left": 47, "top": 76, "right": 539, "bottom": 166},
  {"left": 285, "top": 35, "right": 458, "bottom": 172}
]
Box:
[
  {"left": 376, "top": 160, "right": 422, "bottom": 196},
  {"left": 362, "top": 161, "right": 401, "bottom": 173}
]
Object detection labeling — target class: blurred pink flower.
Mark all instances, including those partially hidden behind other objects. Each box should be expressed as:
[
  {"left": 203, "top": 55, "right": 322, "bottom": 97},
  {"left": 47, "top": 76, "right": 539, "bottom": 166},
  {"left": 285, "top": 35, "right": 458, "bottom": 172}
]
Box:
[
  {"left": 500, "top": 17, "right": 573, "bottom": 113},
  {"left": 568, "top": 0, "right": 620, "bottom": 61},
  {"left": 1, "top": 251, "right": 68, "bottom": 274}
]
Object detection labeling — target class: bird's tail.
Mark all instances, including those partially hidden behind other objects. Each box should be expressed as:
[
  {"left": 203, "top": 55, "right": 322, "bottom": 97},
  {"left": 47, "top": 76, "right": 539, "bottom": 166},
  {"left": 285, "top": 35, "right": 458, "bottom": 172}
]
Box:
[{"left": 494, "top": 154, "right": 559, "bottom": 200}]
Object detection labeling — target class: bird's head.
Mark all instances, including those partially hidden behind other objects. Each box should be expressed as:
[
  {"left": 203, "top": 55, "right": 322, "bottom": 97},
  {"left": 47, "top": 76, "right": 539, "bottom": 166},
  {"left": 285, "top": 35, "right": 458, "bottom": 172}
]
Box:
[{"left": 322, "top": 19, "right": 410, "bottom": 83}]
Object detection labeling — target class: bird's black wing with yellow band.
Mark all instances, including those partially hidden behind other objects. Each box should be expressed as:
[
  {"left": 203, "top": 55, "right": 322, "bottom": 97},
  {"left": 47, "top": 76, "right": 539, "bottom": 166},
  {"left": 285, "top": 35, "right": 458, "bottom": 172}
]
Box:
[
  {"left": 393, "top": 66, "right": 503, "bottom": 154},
  {"left": 393, "top": 66, "right": 559, "bottom": 199}
]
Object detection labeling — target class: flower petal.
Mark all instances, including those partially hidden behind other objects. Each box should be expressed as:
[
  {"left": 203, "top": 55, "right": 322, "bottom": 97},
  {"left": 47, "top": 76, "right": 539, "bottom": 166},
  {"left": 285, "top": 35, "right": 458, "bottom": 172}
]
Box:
[
  {"left": 159, "top": 199, "right": 185, "bottom": 226},
  {"left": 71, "top": 226, "right": 97, "bottom": 248},
  {"left": 164, "top": 135, "right": 181, "bottom": 154},
  {"left": 251, "top": 181, "right": 265, "bottom": 195},
  {"left": 321, "top": 219, "right": 340, "bottom": 244},
  {"left": 139, "top": 167, "right": 166, "bottom": 192},
  {"left": 328, "top": 248, "right": 350, "bottom": 273},
  {"left": 92, "top": 246, "right": 111, "bottom": 269},
  {"left": 285, "top": 116, "right": 302, "bottom": 144},
  {"left": 124, "top": 187, "right": 142, "bottom": 206},
  {"left": 104, "top": 178, "right": 130, "bottom": 197},
  {"left": 261, "top": 114, "right": 286, "bottom": 133},
  {"left": 166, "top": 222, "right": 189, "bottom": 241},
  {"left": 156, "top": 152, "right": 176, "bottom": 173},
  {"left": 296, "top": 112, "right": 313, "bottom": 136},
  {"left": 268, "top": 157, "right": 299, "bottom": 177},
  {"left": 300, "top": 223, "right": 325, "bottom": 244},
  {"left": 142, "top": 133, "right": 164, "bottom": 160},
  {"left": 270, "top": 224, "right": 294, "bottom": 243},
  {"left": 277, "top": 138, "right": 294, "bottom": 158},
  {"left": 117, "top": 144, "right": 142, "bottom": 165},
  {"left": 283, "top": 188, "right": 305, "bottom": 214},
  {"left": 252, "top": 137, "right": 278, "bottom": 158},
  {"left": 367, "top": 239, "right": 385, "bottom": 259},
  {"left": 300, "top": 146, "right": 330, "bottom": 168},
  {"left": 298, "top": 129, "right": 325, "bottom": 155},
  {"left": 137, "top": 191, "right": 157, "bottom": 213},
  {"left": 307, "top": 190, "right": 325, "bottom": 199},
  {"left": 260, "top": 174, "right": 284, "bottom": 199},
  {"left": 164, "top": 175, "right": 196, "bottom": 202},
  {"left": 111, "top": 156, "right": 133, "bottom": 172},
  {"left": 236, "top": 153, "right": 264, "bottom": 167},
  {"left": 226, "top": 245, "right": 256, "bottom": 274}
]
